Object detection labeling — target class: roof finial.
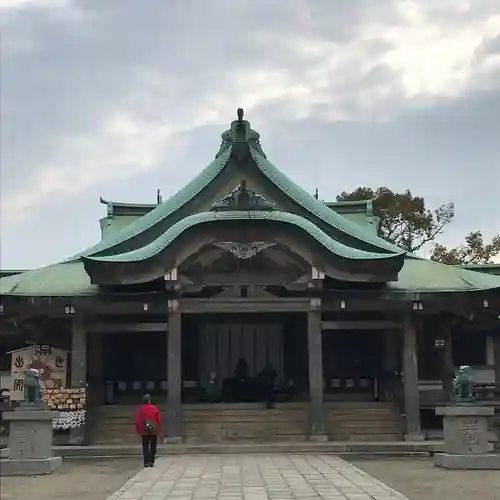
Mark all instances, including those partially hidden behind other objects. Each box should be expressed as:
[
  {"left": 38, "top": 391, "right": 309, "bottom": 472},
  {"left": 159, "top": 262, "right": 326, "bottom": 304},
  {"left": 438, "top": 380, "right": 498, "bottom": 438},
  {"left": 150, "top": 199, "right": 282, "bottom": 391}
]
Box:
[
  {"left": 314, "top": 188, "right": 319, "bottom": 200},
  {"left": 237, "top": 108, "right": 244, "bottom": 121},
  {"left": 157, "top": 189, "right": 162, "bottom": 204}
]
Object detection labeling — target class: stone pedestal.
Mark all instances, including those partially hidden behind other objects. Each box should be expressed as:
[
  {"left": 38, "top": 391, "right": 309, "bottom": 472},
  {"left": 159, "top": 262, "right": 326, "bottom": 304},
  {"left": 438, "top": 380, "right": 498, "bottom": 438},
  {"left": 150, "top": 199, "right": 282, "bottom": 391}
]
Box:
[
  {"left": 0, "top": 410, "right": 62, "bottom": 476},
  {"left": 434, "top": 405, "right": 500, "bottom": 470}
]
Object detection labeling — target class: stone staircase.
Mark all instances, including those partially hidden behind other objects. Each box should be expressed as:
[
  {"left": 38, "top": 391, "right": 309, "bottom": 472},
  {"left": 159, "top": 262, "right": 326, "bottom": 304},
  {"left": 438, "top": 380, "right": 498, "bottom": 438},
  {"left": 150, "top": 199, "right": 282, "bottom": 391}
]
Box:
[
  {"left": 90, "top": 402, "right": 404, "bottom": 444},
  {"left": 325, "top": 402, "right": 404, "bottom": 442},
  {"left": 91, "top": 405, "right": 137, "bottom": 445}
]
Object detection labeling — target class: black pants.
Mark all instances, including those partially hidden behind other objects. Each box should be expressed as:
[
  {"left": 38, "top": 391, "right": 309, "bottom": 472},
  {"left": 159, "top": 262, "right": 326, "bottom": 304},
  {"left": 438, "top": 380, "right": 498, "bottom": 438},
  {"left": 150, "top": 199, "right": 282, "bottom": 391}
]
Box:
[
  {"left": 264, "top": 384, "right": 275, "bottom": 409},
  {"left": 141, "top": 435, "right": 158, "bottom": 465}
]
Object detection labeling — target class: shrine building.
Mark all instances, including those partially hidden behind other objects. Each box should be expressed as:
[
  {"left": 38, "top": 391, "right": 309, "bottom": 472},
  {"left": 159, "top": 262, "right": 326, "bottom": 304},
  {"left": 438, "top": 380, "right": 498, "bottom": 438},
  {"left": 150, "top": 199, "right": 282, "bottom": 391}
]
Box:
[{"left": 1, "top": 110, "right": 499, "bottom": 445}]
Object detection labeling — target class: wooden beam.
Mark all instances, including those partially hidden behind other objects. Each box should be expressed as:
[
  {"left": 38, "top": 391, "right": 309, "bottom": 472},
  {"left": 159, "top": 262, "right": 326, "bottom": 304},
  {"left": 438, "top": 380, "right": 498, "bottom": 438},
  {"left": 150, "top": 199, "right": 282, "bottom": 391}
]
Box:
[
  {"left": 0, "top": 296, "right": 173, "bottom": 316},
  {"left": 322, "top": 296, "right": 397, "bottom": 311},
  {"left": 182, "top": 272, "right": 299, "bottom": 286},
  {"left": 180, "top": 297, "right": 312, "bottom": 313},
  {"left": 87, "top": 322, "right": 168, "bottom": 333},
  {"left": 321, "top": 320, "right": 398, "bottom": 330}
]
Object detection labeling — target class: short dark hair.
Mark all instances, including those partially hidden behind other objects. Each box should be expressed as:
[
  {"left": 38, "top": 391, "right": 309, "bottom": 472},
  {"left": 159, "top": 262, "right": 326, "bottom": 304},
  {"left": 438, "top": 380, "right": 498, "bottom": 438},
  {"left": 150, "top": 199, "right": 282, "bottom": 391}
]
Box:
[{"left": 142, "top": 393, "right": 151, "bottom": 404}]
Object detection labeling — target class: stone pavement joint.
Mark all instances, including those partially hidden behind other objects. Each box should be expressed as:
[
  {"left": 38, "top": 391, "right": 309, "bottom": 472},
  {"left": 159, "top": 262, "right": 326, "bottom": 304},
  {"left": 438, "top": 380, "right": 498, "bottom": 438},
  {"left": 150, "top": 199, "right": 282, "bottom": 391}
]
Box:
[{"left": 106, "top": 454, "right": 410, "bottom": 500}]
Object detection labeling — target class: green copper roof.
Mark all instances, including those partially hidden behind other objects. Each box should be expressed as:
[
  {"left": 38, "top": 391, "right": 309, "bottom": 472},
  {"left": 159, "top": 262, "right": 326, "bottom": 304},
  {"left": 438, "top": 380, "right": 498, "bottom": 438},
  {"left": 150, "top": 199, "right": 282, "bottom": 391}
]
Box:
[
  {"left": 325, "top": 199, "right": 374, "bottom": 214},
  {"left": 388, "top": 259, "right": 500, "bottom": 292},
  {"left": 83, "top": 210, "right": 403, "bottom": 264},
  {"left": 2, "top": 110, "right": 500, "bottom": 297},
  {"left": 0, "top": 262, "right": 96, "bottom": 296},
  {"left": 249, "top": 148, "right": 404, "bottom": 255},
  {"left": 75, "top": 116, "right": 403, "bottom": 261},
  {"left": 66, "top": 147, "right": 233, "bottom": 261},
  {"left": 460, "top": 263, "right": 500, "bottom": 276},
  {"left": 2, "top": 257, "right": 499, "bottom": 296}
]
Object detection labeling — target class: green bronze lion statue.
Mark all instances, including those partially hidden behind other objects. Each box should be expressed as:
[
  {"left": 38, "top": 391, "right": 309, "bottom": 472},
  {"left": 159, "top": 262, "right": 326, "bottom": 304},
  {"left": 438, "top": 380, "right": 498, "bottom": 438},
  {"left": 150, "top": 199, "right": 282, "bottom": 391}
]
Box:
[
  {"left": 452, "top": 365, "right": 475, "bottom": 402},
  {"left": 23, "top": 367, "right": 45, "bottom": 406}
]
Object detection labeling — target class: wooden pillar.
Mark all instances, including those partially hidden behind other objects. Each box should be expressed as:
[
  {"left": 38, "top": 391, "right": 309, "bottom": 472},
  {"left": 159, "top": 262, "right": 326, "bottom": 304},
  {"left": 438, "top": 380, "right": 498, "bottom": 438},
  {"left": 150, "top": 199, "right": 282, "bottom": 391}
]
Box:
[
  {"left": 402, "top": 314, "right": 423, "bottom": 440},
  {"left": 70, "top": 316, "right": 87, "bottom": 388},
  {"left": 166, "top": 302, "right": 182, "bottom": 442},
  {"left": 69, "top": 315, "right": 87, "bottom": 444},
  {"left": 442, "top": 326, "right": 454, "bottom": 399},
  {"left": 486, "top": 334, "right": 495, "bottom": 366},
  {"left": 87, "top": 333, "right": 103, "bottom": 405},
  {"left": 493, "top": 333, "right": 500, "bottom": 388},
  {"left": 307, "top": 307, "right": 326, "bottom": 440},
  {"left": 383, "top": 329, "right": 399, "bottom": 376},
  {"left": 382, "top": 329, "right": 400, "bottom": 402}
]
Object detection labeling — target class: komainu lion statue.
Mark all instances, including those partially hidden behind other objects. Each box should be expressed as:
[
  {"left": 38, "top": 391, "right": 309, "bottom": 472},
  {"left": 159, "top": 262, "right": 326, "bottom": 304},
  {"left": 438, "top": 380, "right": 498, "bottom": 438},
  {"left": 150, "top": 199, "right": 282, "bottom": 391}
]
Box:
[
  {"left": 452, "top": 365, "right": 475, "bottom": 402},
  {"left": 23, "top": 367, "right": 45, "bottom": 406}
]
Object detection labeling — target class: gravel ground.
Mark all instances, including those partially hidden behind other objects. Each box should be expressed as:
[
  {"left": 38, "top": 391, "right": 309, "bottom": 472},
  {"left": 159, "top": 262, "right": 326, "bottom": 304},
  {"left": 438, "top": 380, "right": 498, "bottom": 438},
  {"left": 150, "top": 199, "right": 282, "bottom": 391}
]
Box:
[
  {"left": 1, "top": 458, "right": 141, "bottom": 500},
  {"left": 351, "top": 458, "right": 500, "bottom": 500}
]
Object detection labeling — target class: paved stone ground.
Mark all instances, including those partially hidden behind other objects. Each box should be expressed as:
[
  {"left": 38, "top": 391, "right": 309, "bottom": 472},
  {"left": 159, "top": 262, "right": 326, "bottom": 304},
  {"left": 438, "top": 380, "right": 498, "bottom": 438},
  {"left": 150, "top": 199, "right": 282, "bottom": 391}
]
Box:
[
  {"left": 352, "top": 458, "right": 500, "bottom": 500},
  {"left": 1, "top": 458, "right": 141, "bottom": 500},
  {"left": 106, "top": 454, "right": 408, "bottom": 500},
  {"left": 4, "top": 455, "right": 500, "bottom": 499}
]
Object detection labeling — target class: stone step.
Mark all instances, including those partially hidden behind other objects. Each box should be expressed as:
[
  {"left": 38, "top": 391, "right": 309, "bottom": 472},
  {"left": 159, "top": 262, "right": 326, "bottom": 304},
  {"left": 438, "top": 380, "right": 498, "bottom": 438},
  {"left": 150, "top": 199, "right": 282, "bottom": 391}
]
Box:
[
  {"left": 93, "top": 424, "right": 402, "bottom": 440},
  {"left": 94, "top": 419, "right": 402, "bottom": 429},
  {"left": 52, "top": 440, "right": 443, "bottom": 457},
  {"left": 95, "top": 402, "right": 398, "bottom": 416},
  {"left": 94, "top": 425, "right": 401, "bottom": 436},
  {"left": 94, "top": 413, "right": 402, "bottom": 423},
  {"left": 94, "top": 417, "right": 402, "bottom": 428},
  {"left": 329, "top": 433, "right": 403, "bottom": 441},
  {"left": 92, "top": 433, "right": 404, "bottom": 444},
  {"left": 91, "top": 402, "right": 404, "bottom": 444},
  {"left": 96, "top": 407, "right": 398, "bottom": 417}
]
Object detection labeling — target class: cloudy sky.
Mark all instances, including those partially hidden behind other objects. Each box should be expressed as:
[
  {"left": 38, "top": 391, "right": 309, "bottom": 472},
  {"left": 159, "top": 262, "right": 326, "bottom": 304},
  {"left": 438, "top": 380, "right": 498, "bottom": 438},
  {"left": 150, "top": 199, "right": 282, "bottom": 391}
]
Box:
[{"left": 1, "top": 0, "right": 499, "bottom": 269}]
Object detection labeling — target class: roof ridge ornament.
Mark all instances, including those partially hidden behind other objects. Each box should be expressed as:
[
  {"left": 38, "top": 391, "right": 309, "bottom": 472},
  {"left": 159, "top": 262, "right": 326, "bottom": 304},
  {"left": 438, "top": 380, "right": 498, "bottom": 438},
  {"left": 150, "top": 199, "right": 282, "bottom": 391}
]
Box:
[
  {"left": 211, "top": 181, "right": 275, "bottom": 212},
  {"left": 215, "top": 109, "right": 267, "bottom": 159}
]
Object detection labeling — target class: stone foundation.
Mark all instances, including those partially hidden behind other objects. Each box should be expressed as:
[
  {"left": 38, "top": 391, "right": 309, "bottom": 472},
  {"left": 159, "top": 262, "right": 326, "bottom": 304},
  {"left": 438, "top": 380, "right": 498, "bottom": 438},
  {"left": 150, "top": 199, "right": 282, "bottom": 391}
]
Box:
[
  {"left": 0, "top": 409, "right": 62, "bottom": 476},
  {"left": 434, "top": 405, "right": 500, "bottom": 470},
  {"left": 0, "top": 456, "right": 62, "bottom": 476},
  {"left": 434, "top": 452, "right": 500, "bottom": 470}
]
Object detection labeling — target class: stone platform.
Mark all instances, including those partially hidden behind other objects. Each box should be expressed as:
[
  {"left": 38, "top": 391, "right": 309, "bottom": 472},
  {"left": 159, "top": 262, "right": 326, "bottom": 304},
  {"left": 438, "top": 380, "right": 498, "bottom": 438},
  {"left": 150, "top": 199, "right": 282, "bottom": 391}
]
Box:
[
  {"left": 52, "top": 440, "right": 443, "bottom": 458},
  {"left": 434, "top": 404, "right": 500, "bottom": 470},
  {"left": 0, "top": 456, "right": 62, "bottom": 476},
  {"left": 434, "top": 452, "right": 500, "bottom": 470},
  {"left": 0, "top": 409, "right": 62, "bottom": 476}
]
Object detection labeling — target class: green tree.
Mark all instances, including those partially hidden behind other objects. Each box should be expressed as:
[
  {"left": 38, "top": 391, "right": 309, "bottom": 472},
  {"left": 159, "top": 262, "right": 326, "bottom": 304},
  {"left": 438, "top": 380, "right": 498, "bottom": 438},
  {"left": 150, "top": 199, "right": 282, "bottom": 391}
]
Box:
[
  {"left": 336, "top": 186, "right": 455, "bottom": 253},
  {"left": 431, "top": 231, "right": 500, "bottom": 265}
]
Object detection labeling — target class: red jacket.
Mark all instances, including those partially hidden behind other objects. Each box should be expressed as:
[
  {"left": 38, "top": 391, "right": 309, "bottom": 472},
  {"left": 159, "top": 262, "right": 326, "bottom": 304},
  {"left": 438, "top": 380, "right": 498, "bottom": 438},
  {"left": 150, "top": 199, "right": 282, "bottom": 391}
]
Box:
[{"left": 135, "top": 403, "right": 162, "bottom": 436}]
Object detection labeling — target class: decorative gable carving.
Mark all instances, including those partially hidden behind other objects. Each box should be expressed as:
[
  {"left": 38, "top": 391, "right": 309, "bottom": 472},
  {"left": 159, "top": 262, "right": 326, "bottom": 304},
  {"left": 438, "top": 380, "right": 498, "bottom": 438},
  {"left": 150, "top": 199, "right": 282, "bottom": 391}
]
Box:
[
  {"left": 213, "top": 241, "right": 275, "bottom": 260},
  {"left": 211, "top": 180, "right": 275, "bottom": 212},
  {"left": 214, "top": 285, "right": 274, "bottom": 298}
]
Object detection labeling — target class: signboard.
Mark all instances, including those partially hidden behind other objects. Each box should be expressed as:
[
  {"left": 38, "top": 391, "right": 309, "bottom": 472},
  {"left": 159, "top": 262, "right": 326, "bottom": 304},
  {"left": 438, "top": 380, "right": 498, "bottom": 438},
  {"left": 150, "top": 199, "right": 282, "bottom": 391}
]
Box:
[{"left": 9, "top": 345, "right": 68, "bottom": 401}]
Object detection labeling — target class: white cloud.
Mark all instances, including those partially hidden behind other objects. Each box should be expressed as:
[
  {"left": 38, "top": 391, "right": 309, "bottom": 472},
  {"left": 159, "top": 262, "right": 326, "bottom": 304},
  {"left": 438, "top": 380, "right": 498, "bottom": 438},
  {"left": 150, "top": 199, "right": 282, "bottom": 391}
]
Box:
[
  {"left": 1, "top": 1, "right": 500, "bottom": 269},
  {"left": 375, "top": 1, "right": 500, "bottom": 97},
  {"left": 1, "top": 112, "right": 185, "bottom": 220},
  {"left": 0, "top": 0, "right": 70, "bottom": 9}
]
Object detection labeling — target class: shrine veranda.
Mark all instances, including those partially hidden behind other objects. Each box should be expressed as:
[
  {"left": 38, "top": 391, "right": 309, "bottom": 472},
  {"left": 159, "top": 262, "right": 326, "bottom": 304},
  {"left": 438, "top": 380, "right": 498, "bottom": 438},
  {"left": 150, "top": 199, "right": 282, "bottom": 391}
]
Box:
[{"left": 1, "top": 111, "right": 499, "bottom": 443}]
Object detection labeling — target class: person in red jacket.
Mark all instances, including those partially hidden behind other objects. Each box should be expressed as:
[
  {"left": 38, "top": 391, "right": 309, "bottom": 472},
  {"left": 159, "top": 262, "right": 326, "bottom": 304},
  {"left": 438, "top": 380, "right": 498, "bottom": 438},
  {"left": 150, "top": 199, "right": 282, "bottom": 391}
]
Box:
[{"left": 135, "top": 394, "right": 162, "bottom": 467}]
